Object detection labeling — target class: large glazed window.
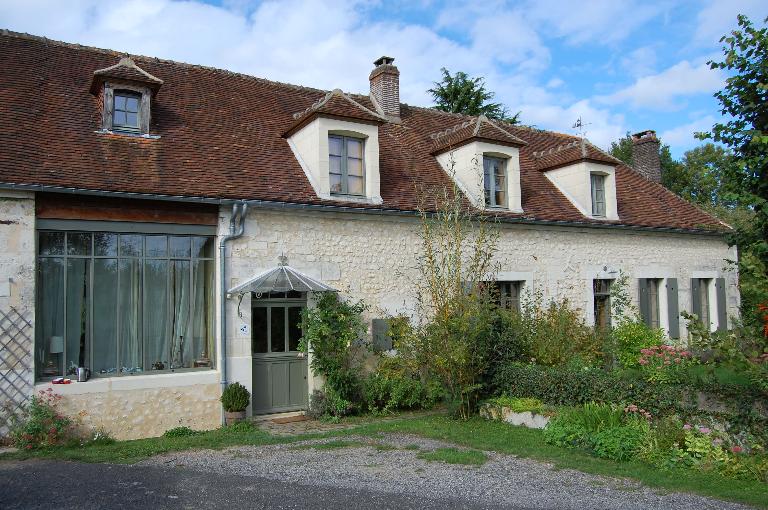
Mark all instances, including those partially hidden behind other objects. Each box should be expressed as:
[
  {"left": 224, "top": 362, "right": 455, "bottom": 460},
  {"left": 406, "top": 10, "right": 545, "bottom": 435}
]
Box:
[
  {"left": 329, "top": 135, "right": 365, "bottom": 196},
  {"left": 483, "top": 156, "right": 507, "bottom": 208},
  {"left": 35, "top": 231, "right": 215, "bottom": 379}
]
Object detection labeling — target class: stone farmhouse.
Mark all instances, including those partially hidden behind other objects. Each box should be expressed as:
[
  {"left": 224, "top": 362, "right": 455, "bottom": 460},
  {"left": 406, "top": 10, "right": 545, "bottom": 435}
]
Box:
[{"left": 0, "top": 31, "right": 737, "bottom": 439}]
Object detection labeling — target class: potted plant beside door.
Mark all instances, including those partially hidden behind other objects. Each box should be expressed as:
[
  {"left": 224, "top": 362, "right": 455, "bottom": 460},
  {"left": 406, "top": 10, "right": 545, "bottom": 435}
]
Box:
[{"left": 220, "top": 382, "right": 250, "bottom": 425}]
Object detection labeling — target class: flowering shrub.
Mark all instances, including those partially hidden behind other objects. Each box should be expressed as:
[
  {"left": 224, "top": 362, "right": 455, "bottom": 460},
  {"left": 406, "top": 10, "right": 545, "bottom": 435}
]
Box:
[
  {"left": 624, "top": 403, "right": 652, "bottom": 420},
  {"left": 638, "top": 345, "right": 695, "bottom": 383},
  {"left": 9, "top": 388, "right": 71, "bottom": 450}
]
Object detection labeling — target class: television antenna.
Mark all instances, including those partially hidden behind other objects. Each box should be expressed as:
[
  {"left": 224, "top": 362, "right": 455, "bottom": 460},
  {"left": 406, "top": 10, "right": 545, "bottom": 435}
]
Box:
[{"left": 572, "top": 116, "right": 591, "bottom": 138}]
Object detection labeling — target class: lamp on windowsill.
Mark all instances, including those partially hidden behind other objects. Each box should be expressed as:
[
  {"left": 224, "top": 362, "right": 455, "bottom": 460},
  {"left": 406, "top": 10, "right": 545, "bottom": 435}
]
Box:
[{"left": 43, "top": 336, "right": 64, "bottom": 376}]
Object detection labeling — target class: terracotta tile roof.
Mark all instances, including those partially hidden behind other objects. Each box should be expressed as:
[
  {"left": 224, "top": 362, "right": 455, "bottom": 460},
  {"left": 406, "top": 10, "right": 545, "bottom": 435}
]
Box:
[
  {"left": 90, "top": 56, "right": 163, "bottom": 94},
  {"left": 283, "top": 88, "right": 385, "bottom": 136},
  {"left": 532, "top": 138, "right": 622, "bottom": 171},
  {"left": 0, "top": 30, "right": 727, "bottom": 233},
  {"left": 429, "top": 115, "right": 527, "bottom": 154}
]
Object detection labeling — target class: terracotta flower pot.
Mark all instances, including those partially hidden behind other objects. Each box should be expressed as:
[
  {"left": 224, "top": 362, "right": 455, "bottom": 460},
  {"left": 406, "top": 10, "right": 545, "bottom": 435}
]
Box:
[{"left": 224, "top": 410, "right": 246, "bottom": 425}]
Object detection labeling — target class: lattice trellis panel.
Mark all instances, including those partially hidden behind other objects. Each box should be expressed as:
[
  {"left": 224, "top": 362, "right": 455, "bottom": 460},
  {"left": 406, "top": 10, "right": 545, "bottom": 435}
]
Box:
[{"left": 0, "top": 307, "right": 33, "bottom": 437}]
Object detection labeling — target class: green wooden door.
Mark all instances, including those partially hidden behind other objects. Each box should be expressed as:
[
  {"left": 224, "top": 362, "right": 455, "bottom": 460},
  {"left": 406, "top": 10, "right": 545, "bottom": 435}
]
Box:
[{"left": 251, "top": 293, "right": 308, "bottom": 414}]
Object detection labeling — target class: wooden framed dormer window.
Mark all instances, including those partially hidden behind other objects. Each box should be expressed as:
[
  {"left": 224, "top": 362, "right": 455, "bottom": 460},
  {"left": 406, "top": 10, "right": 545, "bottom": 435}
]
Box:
[
  {"left": 101, "top": 83, "right": 152, "bottom": 135},
  {"left": 113, "top": 91, "right": 141, "bottom": 131}
]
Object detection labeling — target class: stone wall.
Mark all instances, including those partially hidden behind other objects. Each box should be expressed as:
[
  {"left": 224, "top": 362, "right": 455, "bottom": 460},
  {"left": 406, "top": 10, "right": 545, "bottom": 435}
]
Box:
[
  {"left": 224, "top": 207, "right": 739, "bottom": 355},
  {"left": 41, "top": 371, "right": 221, "bottom": 440},
  {"left": 0, "top": 191, "right": 36, "bottom": 434}
]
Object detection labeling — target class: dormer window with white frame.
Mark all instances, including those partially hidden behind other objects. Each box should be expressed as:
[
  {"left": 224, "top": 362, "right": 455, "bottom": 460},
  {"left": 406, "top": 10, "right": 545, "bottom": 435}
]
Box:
[
  {"left": 329, "top": 134, "right": 365, "bottom": 196},
  {"left": 483, "top": 156, "right": 507, "bottom": 208},
  {"left": 590, "top": 172, "right": 607, "bottom": 217}
]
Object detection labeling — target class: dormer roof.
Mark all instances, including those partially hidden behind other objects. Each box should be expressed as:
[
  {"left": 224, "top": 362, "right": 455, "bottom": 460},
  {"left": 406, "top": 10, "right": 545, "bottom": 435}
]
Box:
[
  {"left": 90, "top": 56, "right": 163, "bottom": 95},
  {"left": 430, "top": 115, "right": 527, "bottom": 155},
  {"left": 533, "top": 138, "right": 622, "bottom": 171},
  {"left": 283, "top": 88, "right": 387, "bottom": 137}
]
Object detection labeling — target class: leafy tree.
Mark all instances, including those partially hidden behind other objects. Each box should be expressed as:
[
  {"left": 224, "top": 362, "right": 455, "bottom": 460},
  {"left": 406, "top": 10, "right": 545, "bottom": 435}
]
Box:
[
  {"left": 698, "top": 15, "right": 768, "bottom": 328},
  {"left": 429, "top": 68, "right": 520, "bottom": 124}
]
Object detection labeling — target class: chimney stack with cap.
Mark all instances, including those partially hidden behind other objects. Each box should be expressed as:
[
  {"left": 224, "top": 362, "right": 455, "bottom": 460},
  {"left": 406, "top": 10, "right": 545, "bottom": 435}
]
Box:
[
  {"left": 369, "top": 56, "right": 400, "bottom": 120},
  {"left": 631, "top": 130, "right": 661, "bottom": 183}
]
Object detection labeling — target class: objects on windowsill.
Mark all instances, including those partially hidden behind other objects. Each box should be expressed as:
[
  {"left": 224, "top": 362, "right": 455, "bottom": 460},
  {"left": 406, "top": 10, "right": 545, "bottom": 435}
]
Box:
[
  {"left": 194, "top": 356, "right": 211, "bottom": 368},
  {"left": 51, "top": 377, "right": 72, "bottom": 384},
  {"left": 152, "top": 361, "right": 165, "bottom": 370},
  {"left": 42, "top": 361, "right": 59, "bottom": 377}
]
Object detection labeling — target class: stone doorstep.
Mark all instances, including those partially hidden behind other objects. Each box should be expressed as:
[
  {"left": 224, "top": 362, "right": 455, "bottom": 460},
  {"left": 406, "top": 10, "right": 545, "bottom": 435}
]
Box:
[{"left": 251, "top": 411, "right": 306, "bottom": 423}]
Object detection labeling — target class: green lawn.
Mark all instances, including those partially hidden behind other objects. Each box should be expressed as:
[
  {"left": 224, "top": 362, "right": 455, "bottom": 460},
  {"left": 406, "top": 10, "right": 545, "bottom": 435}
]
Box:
[{"left": 2, "top": 415, "right": 765, "bottom": 508}]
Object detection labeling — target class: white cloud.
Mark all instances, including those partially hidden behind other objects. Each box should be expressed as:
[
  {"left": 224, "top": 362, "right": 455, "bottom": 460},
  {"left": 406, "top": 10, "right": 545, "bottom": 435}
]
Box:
[
  {"left": 519, "top": 99, "right": 626, "bottom": 150},
  {"left": 597, "top": 61, "right": 724, "bottom": 110},
  {"left": 619, "top": 46, "right": 656, "bottom": 78},
  {"left": 692, "top": 0, "right": 766, "bottom": 47},
  {"left": 523, "top": 0, "right": 661, "bottom": 45},
  {"left": 659, "top": 116, "right": 716, "bottom": 150}
]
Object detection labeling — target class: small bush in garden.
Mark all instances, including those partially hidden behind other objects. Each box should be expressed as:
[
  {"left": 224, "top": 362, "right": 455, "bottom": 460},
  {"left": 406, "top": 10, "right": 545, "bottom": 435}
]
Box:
[
  {"left": 638, "top": 345, "right": 695, "bottom": 384},
  {"left": 164, "top": 426, "right": 200, "bottom": 438},
  {"left": 612, "top": 320, "right": 664, "bottom": 368},
  {"left": 88, "top": 427, "right": 115, "bottom": 446},
  {"left": 590, "top": 421, "right": 649, "bottom": 461},
  {"left": 307, "top": 389, "right": 354, "bottom": 420},
  {"left": 220, "top": 382, "right": 250, "bottom": 412},
  {"left": 9, "top": 388, "right": 71, "bottom": 450},
  {"left": 485, "top": 396, "right": 544, "bottom": 414},
  {"left": 362, "top": 372, "right": 440, "bottom": 414}
]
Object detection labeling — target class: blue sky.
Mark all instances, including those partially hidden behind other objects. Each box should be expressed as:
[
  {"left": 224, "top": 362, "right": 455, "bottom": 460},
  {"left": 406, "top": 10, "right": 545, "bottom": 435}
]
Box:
[{"left": 1, "top": 0, "right": 765, "bottom": 157}]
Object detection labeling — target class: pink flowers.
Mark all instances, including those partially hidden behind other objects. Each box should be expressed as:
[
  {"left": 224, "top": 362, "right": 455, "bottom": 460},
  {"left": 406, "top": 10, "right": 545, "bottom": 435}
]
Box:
[
  {"left": 624, "top": 404, "right": 652, "bottom": 420},
  {"left": 731, "top": 446, "right": 743, "bottom": 453},
  {"left": 683, "top": 423, "right": 692, "bottom": 430},
  {"left": 698, "top": 426, "right": 711, "bottom": 434}
]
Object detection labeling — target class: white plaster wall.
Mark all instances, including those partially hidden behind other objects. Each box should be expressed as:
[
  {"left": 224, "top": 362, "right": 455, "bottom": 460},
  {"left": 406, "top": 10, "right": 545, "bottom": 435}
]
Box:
[
  {"left": 225, "top": 207, "right": 738, "bottom": 347},
  {"left": 436, "top": 141, "right": 522, "bottom": 212},
  {"left": 544, "top": 161, "right": 618, "bottom": 220},
  {"left": 0, "top": 191, "right": 36, "bottom": 430},
  {"left": 288, "top": 117, "right": 382, "bottom": 204}
]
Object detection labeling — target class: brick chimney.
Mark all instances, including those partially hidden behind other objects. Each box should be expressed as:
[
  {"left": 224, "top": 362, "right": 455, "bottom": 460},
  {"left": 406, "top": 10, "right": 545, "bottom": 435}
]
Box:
[
  {"left": 369, "top": 56, "right": 400, "bottom": 120},
  {"left": 631, "top": 130, "right": 661, "bottom": 183}
]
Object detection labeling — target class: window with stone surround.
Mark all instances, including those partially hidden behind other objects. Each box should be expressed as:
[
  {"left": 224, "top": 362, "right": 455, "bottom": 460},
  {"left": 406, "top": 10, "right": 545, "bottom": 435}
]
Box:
[
  {"left": 591, "top": 173, "right": 606, "bottom": 217},
  {"left": 489, "top": 280, "right": 522, "bottom": 311},
  {"left": 593, "top": 279, "right": 612, "bottom": 330},
  {"left": 35, "top": 230, "right": 215, "bottom": 380},
  {"left": 483, "top": 156, "right": 507, "bottom": 208},
  {"left": 329, "top": 134, "right": 365, "bottom": 196}
]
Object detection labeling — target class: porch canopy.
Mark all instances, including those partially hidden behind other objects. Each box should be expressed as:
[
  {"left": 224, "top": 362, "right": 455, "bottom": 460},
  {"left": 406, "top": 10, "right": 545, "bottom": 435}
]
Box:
[{"left": 227, "top": 256, "right": 337, "bottom": 296}]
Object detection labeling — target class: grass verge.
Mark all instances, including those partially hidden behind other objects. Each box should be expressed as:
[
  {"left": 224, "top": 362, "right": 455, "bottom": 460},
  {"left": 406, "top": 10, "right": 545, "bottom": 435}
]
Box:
[
  {"left": 351, "top": 415, "right": 767, "bottom": 509},
  {"left": 417, "top": 447, "right": 488, "bottom": 465}
]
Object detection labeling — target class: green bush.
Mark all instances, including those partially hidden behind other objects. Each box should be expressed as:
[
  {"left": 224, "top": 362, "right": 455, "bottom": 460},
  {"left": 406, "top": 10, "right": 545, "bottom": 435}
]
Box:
[
  {"left": 307, "top": 389, "right": 354, "bottom": 420},
  {"left": 220, "top": 382, "right": 250, "bottom": 412},
  {"left": 9, "top": 388, "right": 71, "bottom": 450},
  {"left": 299, "top": 292, "right": 367, "bottom": 407},
  {"left": 485, "top": 396, "right": 544, "bottom": 413},
  {"left": 163, "top": 426, "right": 200, "bottom": 438},
  {"left": 612, "top": 320, "right": 664, "bottom": 368},
  {"left": 591, "top": 422, "right": 648, "bottom": 461},
  {"left": 362, "top": 372, "right": 441, "bottom": 414}
]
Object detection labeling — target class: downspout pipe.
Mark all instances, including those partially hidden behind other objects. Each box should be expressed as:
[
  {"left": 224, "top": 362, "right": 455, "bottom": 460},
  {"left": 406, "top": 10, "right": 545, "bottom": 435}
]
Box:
[{"left": 219, "top": 201, "right": 248, "bottom": 424}]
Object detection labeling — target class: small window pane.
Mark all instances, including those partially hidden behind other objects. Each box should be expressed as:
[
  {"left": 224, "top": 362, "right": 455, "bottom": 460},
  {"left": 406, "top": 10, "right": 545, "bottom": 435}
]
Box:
[
  {"left": 94, "top": 233, "right": 117, "bottom": 257},
  {"left": 330, "top": 173, "right": 342, "bottom": 193},
  {"left": 145, "top": 235, "right": 168, "bottom": 258},
  {"left": 66, "top": 232, "right": 92, "bottom": 256},
  {"left": 39, "top": 231, "right": 65, "bottom": 256},
  {"left": 191, "top": 237, "right": 214, "bottom": 258},
  {"left": 288, "top": 307, "right": 303, "bottom": 352},
  {"left": 271, "top": 307, "right": 286, "bottom": 352},
  {"left": 114, "top": 96, "right": 126, "bottom": 110},
  {"left": 348, "top": 176, "right": 364, "bottom": 195},
  {"left": 329, "top": 136, "right": 343, "bottom": 156},
  {"left": 125, "top": 96, "right": 139, "bottom": 112},
  {"left": 347, "top": 158, "right": 363, "bottom": 176},
  {"left": 125, "top": 112, "right": 138, "bottom": 128},
  {"left": 347, "top": 138, "right": 363, "bottom": 158},
  {"left": 113, "top": 111, "right": 127, "bottom": 126},
  {"left": 169, "top": 236, "right": 191, "bottom": 258},
  {"left": 495, "top": 189, "right": 506, "bottom": 207},
  {"left": 329, "top": 155, "right": 342, "bottom": 174},
  {"left": 119, "top": 234, "right": 143, "bottom": 257},
  {"left": 252, "top": 307, "right": 268, "bottom": 353}
]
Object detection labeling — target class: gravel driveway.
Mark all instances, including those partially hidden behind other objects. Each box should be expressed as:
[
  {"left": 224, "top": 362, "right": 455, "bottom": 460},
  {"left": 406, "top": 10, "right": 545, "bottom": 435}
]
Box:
[{"left": 141, "top": 433, "right": 752, "bottom": 509}]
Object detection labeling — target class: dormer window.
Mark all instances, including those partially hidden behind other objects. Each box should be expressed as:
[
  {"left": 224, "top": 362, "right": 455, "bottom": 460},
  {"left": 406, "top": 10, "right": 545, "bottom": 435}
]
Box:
[
  {"left": 113, "top": 91, "right": 141, "bottom": 131},
  {"left": 590, "top": 173, "right": 606, "bottom": 217},
  {"left": 329, "top": 135, "right": 365, "bottom": 196},
  {"left": 483, "top": 156, "right": 507, "bottom": 208}
]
